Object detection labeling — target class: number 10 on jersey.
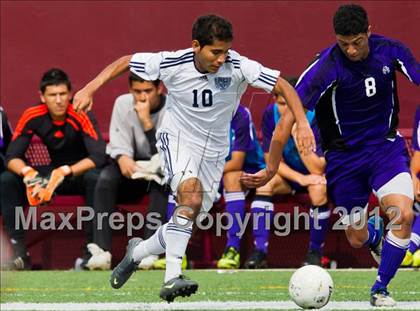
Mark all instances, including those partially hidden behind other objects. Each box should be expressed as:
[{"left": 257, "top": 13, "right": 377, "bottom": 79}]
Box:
[{"left": 192, "top": 89, "right": 213, "bottom": 107}]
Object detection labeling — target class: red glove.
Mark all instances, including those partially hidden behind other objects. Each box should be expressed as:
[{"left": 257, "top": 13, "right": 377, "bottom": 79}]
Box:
[
  {"left": 22, "top": 166, "right": 45, "bottom": 206},
  {"left": 38, "top": 165, "right": 72, "bottom": 204}
]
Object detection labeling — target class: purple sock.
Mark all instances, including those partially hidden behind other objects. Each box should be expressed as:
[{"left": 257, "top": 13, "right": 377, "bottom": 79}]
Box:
[
  {"left": 166, "top": 194, "right": 176, "bottom": 222},
  {"left": 409, "top": 214, "right": 420, "bottom": 253},
  {"left": 251, "top": 195, "right": 273, "bottom": 254},
  {"left": 225, "top": 192, "right": 245, "bottom": 251},
  {"left": 309, "top": 204, "right": 330, "bottom": 254},
  {"left": 372, "top": 231, "right": 410, "bottom": 292}
]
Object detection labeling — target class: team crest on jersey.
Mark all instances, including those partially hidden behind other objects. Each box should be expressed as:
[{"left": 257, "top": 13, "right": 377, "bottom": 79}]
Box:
[
  {"left": 215, "top": 77, "right": 231, "bottom": 90},
  {"left": 382, "top": 66, "right": 390, "bottom": 75}
]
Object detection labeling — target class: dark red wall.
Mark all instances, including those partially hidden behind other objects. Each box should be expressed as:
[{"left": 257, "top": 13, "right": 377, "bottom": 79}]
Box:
[{"left": 1, "top": 1, "right": 419, "bottom": 132}]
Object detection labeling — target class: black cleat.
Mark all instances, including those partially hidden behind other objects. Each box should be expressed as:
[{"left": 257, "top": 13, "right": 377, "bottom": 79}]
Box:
[
  {"left": 302, "top": 249, "right": 322, "bottom": 266},
  {"left": 159, "top": 275, "right": 198, "bottom": 303},
  {"left": 110, "top": 238, "right": 142, "bottom": 289},
  {"left": 244, "top": 250, "right": 268, "bottom": 269}
]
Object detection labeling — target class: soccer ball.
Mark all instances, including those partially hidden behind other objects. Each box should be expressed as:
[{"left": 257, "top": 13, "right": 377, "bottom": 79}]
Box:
[{"left": 289, "top": 265, "right": 333, "bottom": 309}]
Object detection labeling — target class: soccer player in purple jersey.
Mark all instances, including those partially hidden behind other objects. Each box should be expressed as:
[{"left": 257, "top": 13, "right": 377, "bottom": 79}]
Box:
[
  {"left": 242, "top": 4, "right": 419, "bottom": 307},
  {"left": 402, "top": 105, "right": 420, "bottom": 267}
]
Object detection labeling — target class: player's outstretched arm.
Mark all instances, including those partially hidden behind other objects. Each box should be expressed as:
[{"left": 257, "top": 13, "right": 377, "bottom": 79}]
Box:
[
  {"left": 241, "top": 108, "right": 294, "bottom": 188},
  {"left": 273, "top": 77, "right": 315, "bottom": 155},
  {"left": 73, "top": 55, "right": 132, "bottom": 113}
]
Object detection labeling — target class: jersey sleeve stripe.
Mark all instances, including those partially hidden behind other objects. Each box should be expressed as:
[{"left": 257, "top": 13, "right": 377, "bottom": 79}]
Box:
[
  {"left": 68, "top": 109, "right": 99, "bottom": 140},
  {"left": 161, "top": 53, "right": 194, "bottom": 65},
  {"left": 66, "top": 118, "right": 80, "bottom": 131},
  {"left": 130, "top": 61, "right": 145, "bottom": 66},
  {"left": 12, "top": 105, "right": 48, "bottom": 141},
  {"left": 163, "top": 51, "right": 194, "bottom": 61},
  {"left": 160, "top": 58, "right": 194, "bottom": 69},
  {"left": 296, "top": 58, "right": 320, "bottom": 86},
  {"left": 129, "top": 64, "right": 145, "bottom": 69},
  {"left": 396, "top": 59, "right": 413, "bottom": 82},
  {"left": 260, "top": 72, "right": 277, "bottom": 83},
  {"left": 258, "top": 76, "right": 276, "bottom": 87},
  {"left": 132, "top": 69, "right": 146, "bottom": 75}
]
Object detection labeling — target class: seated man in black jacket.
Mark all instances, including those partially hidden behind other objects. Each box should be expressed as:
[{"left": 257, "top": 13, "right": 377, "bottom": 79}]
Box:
[{"left": 0, "top": 68, "right": 107, "bottom": 270}]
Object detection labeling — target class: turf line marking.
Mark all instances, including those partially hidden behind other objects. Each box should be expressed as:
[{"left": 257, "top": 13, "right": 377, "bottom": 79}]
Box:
[{"left": 2, "top": 301, "right": 420, "bottom": 310}]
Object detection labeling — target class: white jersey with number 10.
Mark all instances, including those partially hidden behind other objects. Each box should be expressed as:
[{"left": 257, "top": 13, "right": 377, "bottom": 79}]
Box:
[{"left": 129, "top": 48, "right": 280, "bottom": 160}]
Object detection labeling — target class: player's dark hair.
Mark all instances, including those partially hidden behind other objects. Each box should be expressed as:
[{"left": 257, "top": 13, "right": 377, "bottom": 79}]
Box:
[
  {"left": 39, "top": 68, "right": 72, "bottom": 93},
  {"left": 129, "top": 72, "right": 160, "bottom": 87},
  {"left": 192, "top": 14, "right": 233, "bottom": 47},
  {"left": 333, "top": 4, "right": 369, "bottom": 36}
]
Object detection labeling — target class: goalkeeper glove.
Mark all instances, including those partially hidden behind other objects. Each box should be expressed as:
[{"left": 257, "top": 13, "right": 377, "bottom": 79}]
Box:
[
  {"left": 21, "top": 166, "right": 46, "bottom": 206},
  {"left": 39, "top": 165, "right": 72, "bottom": 203}
]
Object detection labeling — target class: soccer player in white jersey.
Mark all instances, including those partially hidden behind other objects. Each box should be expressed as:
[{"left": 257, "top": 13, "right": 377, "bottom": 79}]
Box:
[{"left": 73, "top": 15, "right": 314, "bottom": 302}]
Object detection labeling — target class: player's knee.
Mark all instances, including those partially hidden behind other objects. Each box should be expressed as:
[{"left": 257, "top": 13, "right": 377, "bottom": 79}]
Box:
[
  {"left": 223, "top": 171, "right": 242, "bottom": 192},
  {"left": 308, "top": 184, "right": 327, "bottom": 206},
  {"left": 256, "top": 183, "right": 273, "bottom": 196},
  {"left": 397, "top": 206, "right": 414, "bottom": 227},
  {"left": 345, "top": 228, "right": 365, "bottom": 248},
  {"left": 349, "top": 239, "right": 364, "bottom": 249}
]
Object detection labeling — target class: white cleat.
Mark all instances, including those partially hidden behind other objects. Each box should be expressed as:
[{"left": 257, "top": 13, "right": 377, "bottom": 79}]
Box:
[
  {"left": 370, "top": 289, "right": 396, "bottom": 307},
  {"left": 85, "top": 243, "right": 111, "bottom": 270},
  {"left": 138, "top": 254, "right": 158, "bottom": 270}
]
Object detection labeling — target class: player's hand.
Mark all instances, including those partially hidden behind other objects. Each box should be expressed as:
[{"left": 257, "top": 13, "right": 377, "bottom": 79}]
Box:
[
  {"left": 73, "top": 88, "right": 93, "bottom": 113},
  {"left": 117, "top": 155, "right": 138, "bottom": 178},
  {"left": 295, "top": 122, "right": 315, "bottom": 156},
  {"left": 240, "top": 168, "right": 275, "bottom": 188},
  {"left": 299, "top": 174, "right": 327, "bottom": 187},
  {"left": 134, "top": 97, "right": 153, "bottom": 131},
  {"left": 38, "top": 165, "right": 72, "bottom": 204},
  {"left": 22, "top": 166, "right": 45, "bottom": 206}
]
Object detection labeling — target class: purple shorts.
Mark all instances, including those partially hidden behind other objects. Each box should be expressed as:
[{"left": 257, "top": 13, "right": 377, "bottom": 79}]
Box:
[{"left": 325, "top": 136, "right": 410, "bottom": 213}]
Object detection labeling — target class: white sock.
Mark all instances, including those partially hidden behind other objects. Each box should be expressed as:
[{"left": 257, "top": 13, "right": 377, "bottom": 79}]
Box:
[
  {"left": 132, "top": 224, "right": 167, "bottom": 262},
  {"left": 164, "top": 214, "right": 193, "bottom": 282}
]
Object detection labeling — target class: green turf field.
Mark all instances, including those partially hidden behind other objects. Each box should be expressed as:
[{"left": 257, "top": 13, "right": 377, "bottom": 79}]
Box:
[{"left": 1, "top": 269, "right": 419, "bottom": 310}]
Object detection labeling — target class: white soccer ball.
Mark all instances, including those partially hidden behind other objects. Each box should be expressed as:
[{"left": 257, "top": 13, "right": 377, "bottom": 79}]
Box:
[{"left": 288, "top": 265, "right": 334, "bottom": 309}]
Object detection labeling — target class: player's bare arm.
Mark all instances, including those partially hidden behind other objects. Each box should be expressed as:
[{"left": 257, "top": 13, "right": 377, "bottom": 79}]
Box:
[
  {"left": 241, "top": 108, "right": 294, "bottom": 188},
  {"left": 73, "top": 55, "right": 132, "bottom": 112},
  {"left": 273, "top": 76, "right": 315, "bottom": 155}
]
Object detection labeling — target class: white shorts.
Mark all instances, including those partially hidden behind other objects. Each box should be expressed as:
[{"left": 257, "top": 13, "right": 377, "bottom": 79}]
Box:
[{"left": 157, "top": 131, "right": 225, "bottom": 212}]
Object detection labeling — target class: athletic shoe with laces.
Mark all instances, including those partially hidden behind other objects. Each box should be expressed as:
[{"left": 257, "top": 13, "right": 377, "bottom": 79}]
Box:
[
  {"left": 370, "top": 288, "right": 396, "bottom": 307},
  {"left": 217, "top": 246, "right": 240, "bottom": 269},
  {"left": 368, "top": 216, "right": 384, "bottom": 265},
  {"left": 302, "top": 249, "right": 322, "bottom": 266},
  {"left": 244, "top": 249, "right": 268, "bottom": 269},
  {"left": 110, "top": 238, "right": 142, "bottom": 289},
  {"left": 159, "top": 274, "right": 198, "bottom": 303}
]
